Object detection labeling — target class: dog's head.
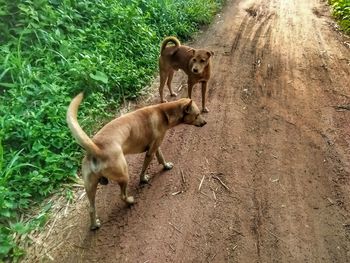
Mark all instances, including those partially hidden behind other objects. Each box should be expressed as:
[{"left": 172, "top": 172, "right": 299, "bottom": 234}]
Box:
[
  {"left": 182, "top": 100, "right": 207, "bottom": 127},
  {"left": 188, "top": 49, "right": 213, "bottom": 75}
]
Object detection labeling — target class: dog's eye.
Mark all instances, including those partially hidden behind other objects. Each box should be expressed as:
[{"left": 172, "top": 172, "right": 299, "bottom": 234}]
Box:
[
  {"left": 193, "top": 59, "right": 197, "bottom": 62},
  {"left": 200, "top": 59, "right": 205, "bottom": 63}
]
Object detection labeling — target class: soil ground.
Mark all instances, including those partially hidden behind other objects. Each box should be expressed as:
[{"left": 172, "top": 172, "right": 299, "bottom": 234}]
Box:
[{"left": 24, "top": 0, "right": 350, "bottom": 262}]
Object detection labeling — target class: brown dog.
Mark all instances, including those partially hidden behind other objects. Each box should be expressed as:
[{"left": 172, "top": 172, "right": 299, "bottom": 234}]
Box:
[
  {"left": 158, "top": 36, "right": 213, "bottom": 113},
  {"left": 66, "top": 93, "right": 207, "bottom": 230}
]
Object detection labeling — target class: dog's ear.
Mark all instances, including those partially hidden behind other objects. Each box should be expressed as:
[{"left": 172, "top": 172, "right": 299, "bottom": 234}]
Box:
[
  {"left": 207, "top": 51, "right": 214, "bottom": 57},
  {"left": 187, "top": 48, "right": 195, "bottom": 56},
  {"left": 184, "top": 100, "right": 193, "bottom": 114},
  {"left": 164, "top": 107, "right": 178, "bottom": 125}
]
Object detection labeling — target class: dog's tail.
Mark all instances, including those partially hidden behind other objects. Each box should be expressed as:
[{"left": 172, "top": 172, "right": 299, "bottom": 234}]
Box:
[
  {"left": 66, "top": 93, "right": 102, "bottom": 157},
  {"left": 161, "top": 36, "right": 181, "bottom": 55}
]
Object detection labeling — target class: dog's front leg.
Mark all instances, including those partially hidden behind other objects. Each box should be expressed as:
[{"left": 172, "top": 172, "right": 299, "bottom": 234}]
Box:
[
  {"left": 187, "top": 80, "right": 194, "bottom": 99},
  {"left": 201, "top": 81, "right": 209, "bottom": 113},
  {"left": 119, "top": 180, "right": 135, "bottom": 205},
  {"left": 139, "top": 151, "right": 155, "bottom": 184},
  {"left": 156, "top": 148, "right": 174, "bottom": 170}
]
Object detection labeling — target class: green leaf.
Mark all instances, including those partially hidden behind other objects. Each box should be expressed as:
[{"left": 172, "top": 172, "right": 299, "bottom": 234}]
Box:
[
  {"left": 0, "top": 209, "right": 12, "bottom": 218},
  {"left": 0, "top": 244, "right": 12, "bottom": 255},
  {"left": 11, "top": 223, "right": 29, "bottom": 235},
  {"left": 89, "top": 71, "right": 109, "bottom": 84},
  {"left": 0, "top": 139, "right": 3, "bottom": 172},
  {"left": 4, "top": 200, "right": 15, "bottom": 209},
  {"left": 0, "top": 83, "right": 16, "bottom": 88}
]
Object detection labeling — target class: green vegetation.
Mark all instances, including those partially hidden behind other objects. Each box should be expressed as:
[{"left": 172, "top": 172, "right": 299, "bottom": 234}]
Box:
[
  {"left": 329, "top": 0, "right": 350, "bottom": 33},
  {"left": 0, "top": 0, "right": 224, "bottom": 260}
]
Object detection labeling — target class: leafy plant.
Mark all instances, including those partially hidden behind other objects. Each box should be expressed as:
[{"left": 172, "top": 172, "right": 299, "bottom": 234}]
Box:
[
  {"left": 329, "top": 0, "right": 350, "bottom": 33},
  {"left": 0, "top": 140, "right": 38, "bottom": 260}
]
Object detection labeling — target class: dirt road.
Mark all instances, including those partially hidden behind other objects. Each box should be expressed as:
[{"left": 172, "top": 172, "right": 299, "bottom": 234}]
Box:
[{"left": 25, "top": 0, "right": 350, "bottom": 262}]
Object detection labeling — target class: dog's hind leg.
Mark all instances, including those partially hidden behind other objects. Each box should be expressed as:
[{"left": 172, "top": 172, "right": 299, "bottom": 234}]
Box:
[
  {"left": 167, "top": 70, "right": 177, "bottom": 97},
  {"left": 82, "top": 160, "right": 101, "bottom": 230},
  {"left": 159, "top": 61, "right": 168, "bottom": 103},
  {"left": 119, "top": 180, "right": 134, "bottom": 205},
  {"left": 115, "top": 157, "right": 134, "bottom": 205},
  {"left": 156, "top": 148, "right": 174, "bottom": 170}
]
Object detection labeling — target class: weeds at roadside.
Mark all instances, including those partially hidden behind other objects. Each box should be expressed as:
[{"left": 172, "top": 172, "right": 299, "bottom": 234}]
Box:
[{"left": 329, "top": 0, "right": 350, "bottom": 34}]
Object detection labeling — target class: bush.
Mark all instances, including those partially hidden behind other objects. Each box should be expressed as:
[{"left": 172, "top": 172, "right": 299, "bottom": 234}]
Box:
[
  {"left": 0, "top": 0, "right": 224, "bottom": 260},
  {"left": 329, "top": 0, "right": 350, "bottom": 33}
]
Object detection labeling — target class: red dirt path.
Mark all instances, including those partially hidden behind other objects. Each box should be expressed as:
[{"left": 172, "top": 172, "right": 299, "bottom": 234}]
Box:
[{"left": 24, "top": 0, "right": 350, "bottom": 262}]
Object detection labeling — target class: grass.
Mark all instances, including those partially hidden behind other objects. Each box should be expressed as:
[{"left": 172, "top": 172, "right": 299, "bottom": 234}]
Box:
[
  {"left": 329, "top": 0, "right": 350, "bottom": 33},
  {"left": 0, "top": 0, "right": 224, "bottom": 261}
]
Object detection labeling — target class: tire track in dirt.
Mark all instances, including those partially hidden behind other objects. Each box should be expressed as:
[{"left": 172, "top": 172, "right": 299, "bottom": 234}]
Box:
[
  {"left": 236, "top": 0, "right": 350, "bottom": 262},
  {"left": 232, "top": 2, "right": 280, "bottom": 261}
]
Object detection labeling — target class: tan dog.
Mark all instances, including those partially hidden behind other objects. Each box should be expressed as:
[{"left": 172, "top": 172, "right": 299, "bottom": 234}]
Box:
[
  {"left": 158, "top": 36, "right": 213, "bottom": 112},
  {"left": 67, "top": 93, "right": 207, "bottom": 230}
]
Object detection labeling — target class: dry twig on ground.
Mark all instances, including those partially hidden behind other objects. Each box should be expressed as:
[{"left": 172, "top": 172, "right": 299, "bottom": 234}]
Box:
[{"left": 212, "top": 175, "right": 230, "bottom": 191}]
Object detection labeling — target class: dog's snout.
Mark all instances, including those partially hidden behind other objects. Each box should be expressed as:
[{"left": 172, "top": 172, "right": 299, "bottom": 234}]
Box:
[
  {"left": 193, "top": 68, "right": 198, "bottom": 73},
  {"left": 200, "top": 120, "right": 207, "bottom": 127}
]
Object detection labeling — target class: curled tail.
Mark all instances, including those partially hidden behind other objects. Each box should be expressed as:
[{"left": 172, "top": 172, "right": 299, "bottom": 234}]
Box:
[
  {"left": 66, "top": 93, "right": 102, "bottom": 157},
  {"left": 160, "top": 36, "right": 181, "bottom": 55}
]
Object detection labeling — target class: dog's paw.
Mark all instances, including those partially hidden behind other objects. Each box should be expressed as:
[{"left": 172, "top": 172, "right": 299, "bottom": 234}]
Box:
[
  {"left": 163, "top": 162, "right": 174, "bottom": 170},
  {"left": 170, "top": 92, "right": 177, "bottom": 97},
  {"left": 90, "top": 219, "right": 101, "bottom": 231},
  {"left": 126, "top": 196, "right": 135, "bottom": 205},
  {"left": 140, "top": 174, "right": 150, "bottom": 184},
  {"left": 201, "top": 107, "right": 209, "bottom": 113}
]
